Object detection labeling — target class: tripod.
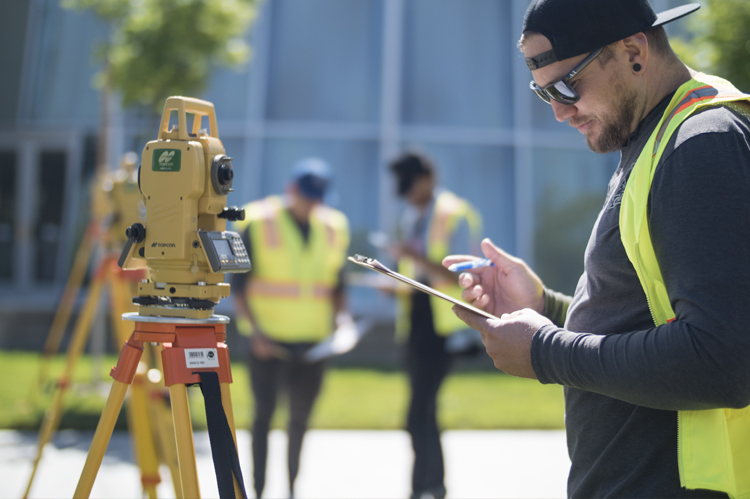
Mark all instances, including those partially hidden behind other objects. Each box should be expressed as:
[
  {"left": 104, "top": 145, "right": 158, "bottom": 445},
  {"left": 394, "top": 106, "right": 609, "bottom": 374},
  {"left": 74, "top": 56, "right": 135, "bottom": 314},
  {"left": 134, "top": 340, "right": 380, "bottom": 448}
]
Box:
[
  {"left": 23, "top": 255, "right": 181, "bottom": 499},
  {"left": 73, "top": 313, "right": 246, "bottom": 499},
  {"left": 37, "top": 151, "right": 143, "bottom": 393},
  {"left": 34, "top": 220, "right": 99, "bottom": 394}
]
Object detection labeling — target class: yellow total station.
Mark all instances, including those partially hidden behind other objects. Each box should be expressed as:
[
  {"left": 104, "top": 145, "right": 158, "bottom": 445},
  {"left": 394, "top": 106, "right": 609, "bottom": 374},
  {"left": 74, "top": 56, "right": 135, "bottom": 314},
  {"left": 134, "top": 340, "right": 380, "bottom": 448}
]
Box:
[{"left": 119, "top": 96, "right": 251, "bottom": 319}]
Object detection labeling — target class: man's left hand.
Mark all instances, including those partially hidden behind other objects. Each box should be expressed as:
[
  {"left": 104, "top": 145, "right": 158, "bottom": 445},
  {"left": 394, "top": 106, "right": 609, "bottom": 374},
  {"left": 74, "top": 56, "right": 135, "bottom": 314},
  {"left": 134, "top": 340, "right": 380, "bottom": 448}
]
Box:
[{"left": 452, "top": 307, "right": 552, "bottom": 379}]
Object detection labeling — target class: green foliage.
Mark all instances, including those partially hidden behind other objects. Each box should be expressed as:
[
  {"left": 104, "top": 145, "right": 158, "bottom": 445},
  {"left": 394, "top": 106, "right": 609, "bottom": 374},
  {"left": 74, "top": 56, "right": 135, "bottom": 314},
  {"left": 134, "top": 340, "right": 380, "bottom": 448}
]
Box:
[
  {"left": 439, "top": 372, "right": 564, "bottom": 429},
  {"left": 182, "top": 366, "right": 565, "bottom": 431},
  {"left": 0, "top": 351, "right": 128, "bottom": 430},
  {"left": 1, "top": 351, "right": 564, "bottom": 430},
  {"left": 62, "top": 0, "right": 258, "bottom": 109},
  {"left": 671, "top": 0, "right": 750, "bottom": 92}
]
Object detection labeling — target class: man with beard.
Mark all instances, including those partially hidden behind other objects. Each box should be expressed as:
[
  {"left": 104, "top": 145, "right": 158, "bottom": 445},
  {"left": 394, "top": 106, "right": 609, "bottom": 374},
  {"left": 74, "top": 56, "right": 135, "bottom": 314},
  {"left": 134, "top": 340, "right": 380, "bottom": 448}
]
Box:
[{"left": 444, "top": 0, "right": 750, "bottom": 497}]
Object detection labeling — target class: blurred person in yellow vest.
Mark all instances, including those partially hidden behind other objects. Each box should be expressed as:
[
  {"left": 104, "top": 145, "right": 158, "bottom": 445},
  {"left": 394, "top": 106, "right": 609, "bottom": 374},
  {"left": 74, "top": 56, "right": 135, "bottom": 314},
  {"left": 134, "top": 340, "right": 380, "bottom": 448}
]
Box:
[
  {"left": 389, "top": 151, "right": 483, "bottom": 499},
  {"left": 231, "top": 157, "right": 351, "bottom": 498}
]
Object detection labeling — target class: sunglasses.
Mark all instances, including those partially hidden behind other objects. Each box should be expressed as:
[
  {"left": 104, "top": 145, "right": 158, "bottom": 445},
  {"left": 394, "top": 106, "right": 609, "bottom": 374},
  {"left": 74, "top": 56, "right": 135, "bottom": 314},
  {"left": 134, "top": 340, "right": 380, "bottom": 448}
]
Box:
[{"left": 530, "top": 48, "right": 603, "bottom": 105}]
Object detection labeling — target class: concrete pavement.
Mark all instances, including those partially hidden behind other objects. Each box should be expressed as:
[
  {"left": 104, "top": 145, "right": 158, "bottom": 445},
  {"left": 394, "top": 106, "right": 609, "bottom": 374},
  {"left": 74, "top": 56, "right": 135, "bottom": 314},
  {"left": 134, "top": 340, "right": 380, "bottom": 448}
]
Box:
[{"left": 3, "top": 429, "right": 569, "bottom": 499}]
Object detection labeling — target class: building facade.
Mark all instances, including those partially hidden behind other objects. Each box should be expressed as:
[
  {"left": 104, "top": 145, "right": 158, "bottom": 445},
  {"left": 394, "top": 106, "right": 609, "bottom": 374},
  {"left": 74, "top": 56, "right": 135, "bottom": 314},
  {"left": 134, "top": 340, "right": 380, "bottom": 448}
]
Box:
[{"left": 0, "top": 0, "right": 686, "bottom": 318}]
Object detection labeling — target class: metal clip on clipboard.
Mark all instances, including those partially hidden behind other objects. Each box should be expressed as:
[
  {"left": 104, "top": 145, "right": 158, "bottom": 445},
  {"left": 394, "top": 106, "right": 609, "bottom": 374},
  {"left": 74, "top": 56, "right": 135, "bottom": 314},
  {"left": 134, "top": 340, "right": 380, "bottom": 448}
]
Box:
[{"left": 347, "top": 254, "right": 500, "bottom": 321}]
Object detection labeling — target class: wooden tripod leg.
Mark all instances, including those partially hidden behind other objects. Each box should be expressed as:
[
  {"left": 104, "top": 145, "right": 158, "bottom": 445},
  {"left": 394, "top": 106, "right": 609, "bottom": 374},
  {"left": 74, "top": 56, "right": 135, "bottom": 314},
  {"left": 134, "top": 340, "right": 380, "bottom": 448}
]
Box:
[
  {"left": 153, "top": 382, "right": 185, "bottom": 498},
  {"left": 170, "top": 384, "right": 201, "bottom": 498},
  {"left": 23, "top": 268, "right": 106, "bottom": 499},
  {"left": 108, "top": 267, "right": 162, "bottom": 498},
  {"left": 73, "top": 380, "right": 130, "bottom": 499},
  {"left": 147, "top": 344, "right": 184, "bottom": 498},
  {"left": 128, "top": 365, "right": 162, "bottom": 499},
  {"left": 73, "top": 334, "right": 144, "bottom": 499},
  {"left": 37, "top": 223, "right": 97, "bottom": 392}
]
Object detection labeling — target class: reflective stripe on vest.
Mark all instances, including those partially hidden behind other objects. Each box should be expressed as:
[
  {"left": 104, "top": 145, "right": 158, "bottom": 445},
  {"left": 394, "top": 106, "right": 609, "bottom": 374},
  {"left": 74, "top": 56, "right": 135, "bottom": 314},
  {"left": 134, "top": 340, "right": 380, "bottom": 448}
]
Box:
[
  {"left": 248, "top": 279, "right": 334, "bottom": 300},
  {"left": 620, "top": 73, "right": 750, "bottom": 498},
  {"left": 397, "top": 191, "right": 482, "bottom": 338},
  {"left": 238, "top": 196, "right": 349, "bottom": 342}
]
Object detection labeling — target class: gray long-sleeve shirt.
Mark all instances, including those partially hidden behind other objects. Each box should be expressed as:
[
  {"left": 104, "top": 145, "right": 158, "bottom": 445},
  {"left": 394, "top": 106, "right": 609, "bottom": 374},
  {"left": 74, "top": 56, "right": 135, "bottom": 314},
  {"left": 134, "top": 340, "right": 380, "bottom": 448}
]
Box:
[{"left": 532, "top": 93, "right": 750, "bottom": 498}]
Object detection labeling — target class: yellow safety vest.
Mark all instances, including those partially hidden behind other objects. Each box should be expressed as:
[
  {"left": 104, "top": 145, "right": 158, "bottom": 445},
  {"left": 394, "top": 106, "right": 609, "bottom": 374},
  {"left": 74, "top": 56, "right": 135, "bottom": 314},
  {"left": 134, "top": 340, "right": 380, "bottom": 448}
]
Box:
[
  {"left": 397, "top": 190, "right": 482, "bottom": 339},
  {"left": 620, "top": 73, "right": 750, "bottom": 498},
  {"left": 236, "top": 196, "right": 350, "bottom": 342}
]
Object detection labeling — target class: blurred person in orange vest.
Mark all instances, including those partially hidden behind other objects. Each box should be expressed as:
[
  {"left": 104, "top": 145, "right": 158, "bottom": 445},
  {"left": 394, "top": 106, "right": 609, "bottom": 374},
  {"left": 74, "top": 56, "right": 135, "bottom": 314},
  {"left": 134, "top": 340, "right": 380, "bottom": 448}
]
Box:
[
  {"left": 231, "top": 158, "right": 351, "bottom": 498},
  {"left": 389, "top": 151, "right": 483, "bottom": 499}
]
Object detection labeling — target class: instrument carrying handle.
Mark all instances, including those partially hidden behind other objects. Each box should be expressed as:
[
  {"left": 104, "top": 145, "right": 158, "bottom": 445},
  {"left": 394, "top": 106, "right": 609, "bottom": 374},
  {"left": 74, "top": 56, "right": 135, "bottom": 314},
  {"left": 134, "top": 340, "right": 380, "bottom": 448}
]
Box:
[{"left": 157, "top": 96, "right": 219, "bottom": 141}]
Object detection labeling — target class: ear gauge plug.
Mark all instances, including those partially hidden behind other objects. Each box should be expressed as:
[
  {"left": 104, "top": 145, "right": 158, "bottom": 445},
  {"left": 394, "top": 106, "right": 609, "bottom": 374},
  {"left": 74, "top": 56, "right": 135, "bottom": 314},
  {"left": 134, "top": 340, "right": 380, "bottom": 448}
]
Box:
[{"left": 633, "top": 63, "right": 642, "bottom": 72}]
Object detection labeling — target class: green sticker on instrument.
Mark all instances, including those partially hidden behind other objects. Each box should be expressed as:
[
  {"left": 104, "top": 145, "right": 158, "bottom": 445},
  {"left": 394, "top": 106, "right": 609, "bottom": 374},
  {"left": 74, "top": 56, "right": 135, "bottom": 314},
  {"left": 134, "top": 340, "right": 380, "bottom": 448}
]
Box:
[{"left": 152, "top": 149, "right": 181, "bottom": 172}]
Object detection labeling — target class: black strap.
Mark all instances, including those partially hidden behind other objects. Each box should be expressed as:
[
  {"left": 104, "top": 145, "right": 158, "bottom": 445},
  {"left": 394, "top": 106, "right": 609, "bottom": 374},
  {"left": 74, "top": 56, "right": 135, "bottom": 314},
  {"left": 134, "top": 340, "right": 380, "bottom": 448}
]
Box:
[
  {"left": 198, "top": 371, "right": 248, "bottom": 499},
  {"left": 525, "top": 48, "right": 557, "bottom": 70}
]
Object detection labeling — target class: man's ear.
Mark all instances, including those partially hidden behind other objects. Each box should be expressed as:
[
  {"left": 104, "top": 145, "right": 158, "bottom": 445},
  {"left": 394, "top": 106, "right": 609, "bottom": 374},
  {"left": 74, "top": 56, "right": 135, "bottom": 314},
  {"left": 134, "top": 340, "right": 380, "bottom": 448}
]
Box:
[{"left": 621, "top": 32, "right": 649, "bottom": 69}]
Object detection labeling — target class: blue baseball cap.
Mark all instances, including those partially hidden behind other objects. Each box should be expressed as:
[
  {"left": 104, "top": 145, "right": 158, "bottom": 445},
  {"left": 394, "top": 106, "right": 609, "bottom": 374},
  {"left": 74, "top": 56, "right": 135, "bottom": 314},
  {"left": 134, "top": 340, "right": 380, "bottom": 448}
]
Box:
[{"left": 291, "top": 157, "right": 331, "bottom": 201}]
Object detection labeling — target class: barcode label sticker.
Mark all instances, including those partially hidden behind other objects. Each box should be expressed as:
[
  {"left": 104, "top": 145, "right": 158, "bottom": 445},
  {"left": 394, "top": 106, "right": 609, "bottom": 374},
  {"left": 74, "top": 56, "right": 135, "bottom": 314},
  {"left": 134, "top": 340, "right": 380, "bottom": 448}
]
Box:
[{"left": 184, "top": 348, "right": 219, "bottom": 368}]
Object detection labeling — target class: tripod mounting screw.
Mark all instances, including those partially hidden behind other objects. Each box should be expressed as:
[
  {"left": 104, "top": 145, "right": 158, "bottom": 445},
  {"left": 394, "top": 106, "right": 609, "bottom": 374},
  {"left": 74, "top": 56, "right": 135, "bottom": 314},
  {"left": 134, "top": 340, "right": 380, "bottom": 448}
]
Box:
[{"left": 126, "top": 223, "right": 146, "bottom": 243}]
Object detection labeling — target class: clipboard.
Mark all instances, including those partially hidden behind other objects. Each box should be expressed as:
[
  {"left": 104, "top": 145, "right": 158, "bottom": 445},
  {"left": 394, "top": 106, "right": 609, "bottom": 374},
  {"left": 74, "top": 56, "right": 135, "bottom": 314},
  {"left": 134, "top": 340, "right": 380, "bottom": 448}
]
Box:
[
  {"left": 303, "top": 318, "right": 374, "bottom": 362},
  {"left": 347, "top": 254, "right": 500, "bottom": 321}
]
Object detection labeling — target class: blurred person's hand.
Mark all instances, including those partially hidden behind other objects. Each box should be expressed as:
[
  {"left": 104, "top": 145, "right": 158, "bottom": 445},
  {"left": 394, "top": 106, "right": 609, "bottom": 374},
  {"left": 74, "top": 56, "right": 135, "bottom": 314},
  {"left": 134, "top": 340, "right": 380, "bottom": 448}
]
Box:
[{"left": 250, "top": 332, "right": 276, "bottom": 360}]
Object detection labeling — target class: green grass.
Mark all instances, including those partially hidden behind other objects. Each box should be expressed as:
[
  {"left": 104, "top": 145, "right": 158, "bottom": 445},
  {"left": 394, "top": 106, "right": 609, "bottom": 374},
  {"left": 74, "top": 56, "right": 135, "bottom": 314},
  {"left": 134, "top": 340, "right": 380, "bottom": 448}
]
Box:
[{"left": 0, "top": 350, "right": 564, "bottom": 431}]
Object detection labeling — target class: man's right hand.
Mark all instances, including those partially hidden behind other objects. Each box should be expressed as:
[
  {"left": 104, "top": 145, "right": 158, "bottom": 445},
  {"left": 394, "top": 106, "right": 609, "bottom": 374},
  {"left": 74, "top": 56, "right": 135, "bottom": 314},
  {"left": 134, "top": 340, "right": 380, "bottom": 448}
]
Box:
[
  {"left": 443, "top": 238, "right": 545, "bottom": 317},
  {"left": 250, "top": 332, "right": 276, "bottom": 360}
]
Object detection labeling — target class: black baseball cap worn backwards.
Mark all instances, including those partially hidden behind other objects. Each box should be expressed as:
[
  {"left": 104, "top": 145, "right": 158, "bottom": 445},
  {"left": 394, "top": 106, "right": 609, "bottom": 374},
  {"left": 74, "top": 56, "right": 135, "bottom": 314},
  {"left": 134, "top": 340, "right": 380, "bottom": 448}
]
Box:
[{"left": 523, "top": 0, "right": 700, "bottom": 70}]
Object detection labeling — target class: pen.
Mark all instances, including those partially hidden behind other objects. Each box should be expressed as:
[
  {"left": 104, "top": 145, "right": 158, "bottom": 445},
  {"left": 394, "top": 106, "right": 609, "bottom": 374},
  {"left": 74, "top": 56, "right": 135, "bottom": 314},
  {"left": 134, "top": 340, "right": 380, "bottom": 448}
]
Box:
[{"left": 448, "top": 258, "right": 496, "bottom": 272}]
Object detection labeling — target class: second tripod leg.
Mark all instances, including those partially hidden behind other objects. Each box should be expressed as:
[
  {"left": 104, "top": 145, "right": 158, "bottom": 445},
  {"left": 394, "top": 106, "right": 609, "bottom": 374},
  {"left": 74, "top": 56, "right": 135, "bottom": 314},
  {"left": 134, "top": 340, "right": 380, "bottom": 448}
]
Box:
[
  {"left": 74, "top": 333, "right": 144, "bottom": 499},
  {"left": 73, "top": 380, "right": 129, "bottom": 499},
  {"left": 170, "top": 383, "right": 201, "bottom": 498}
]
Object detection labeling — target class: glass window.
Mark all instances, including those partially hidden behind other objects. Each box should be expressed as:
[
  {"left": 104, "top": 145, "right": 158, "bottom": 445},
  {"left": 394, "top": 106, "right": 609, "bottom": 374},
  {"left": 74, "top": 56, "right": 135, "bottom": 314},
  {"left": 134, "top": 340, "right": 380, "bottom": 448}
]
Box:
[
  {"left": 401, "top": 0, "right": 513, "bottom": 128},
  {"left": 531, "top": 148, "right": 618, "bottom": 294},
  {"left": 397, "top": 143, "right": 516, "bottom": 253},
  {"left": 35, "top": 151, "right": 67, "bottom": 281},
  {"left": 30, "top": 1, "right": 108, "bottom": 124},
  {"left": 265, "top": 0, "right": 383, "bottom": 123},
  {"left": 0, "top": 0, "right": 29, "bottom": 122},
  {"left": 0, "top": 151, "right": 16, "bottom": 280},
  {"left": 201, "top": 65, "right": 252, "bottom": 122}
]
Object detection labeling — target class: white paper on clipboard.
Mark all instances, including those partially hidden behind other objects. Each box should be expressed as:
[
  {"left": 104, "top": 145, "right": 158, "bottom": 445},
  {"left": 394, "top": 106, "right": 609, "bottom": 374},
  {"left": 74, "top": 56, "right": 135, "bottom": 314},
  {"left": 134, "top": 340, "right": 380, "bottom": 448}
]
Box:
[{"left": 347, "top": 254, "right": 500, "bottom": 321}]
